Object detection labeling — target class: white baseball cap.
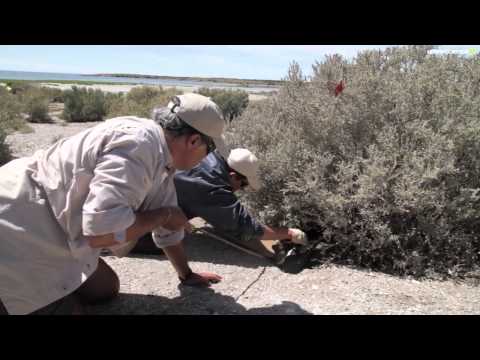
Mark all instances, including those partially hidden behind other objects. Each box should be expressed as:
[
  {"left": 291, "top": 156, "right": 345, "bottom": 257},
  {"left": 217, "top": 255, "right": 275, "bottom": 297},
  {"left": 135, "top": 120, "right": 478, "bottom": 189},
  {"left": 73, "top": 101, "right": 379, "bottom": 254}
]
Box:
[
  {"left": 168, "top": 93, "right": 229, "bottom": 158},
  {"left": 227, "top": 148, "right": 262, "bottom": 191}
]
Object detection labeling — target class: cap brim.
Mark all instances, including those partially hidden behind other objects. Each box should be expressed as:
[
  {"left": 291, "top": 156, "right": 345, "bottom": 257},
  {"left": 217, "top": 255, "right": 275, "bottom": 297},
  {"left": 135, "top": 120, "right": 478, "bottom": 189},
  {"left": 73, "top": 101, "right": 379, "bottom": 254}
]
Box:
[{"left": 212, "top": 135, "right": 230, "bottom": 159}]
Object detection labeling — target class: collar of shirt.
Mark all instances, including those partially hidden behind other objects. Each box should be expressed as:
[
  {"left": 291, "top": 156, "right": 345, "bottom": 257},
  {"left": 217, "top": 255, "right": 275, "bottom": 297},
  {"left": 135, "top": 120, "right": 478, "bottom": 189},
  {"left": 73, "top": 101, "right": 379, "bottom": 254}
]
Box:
[
  {"left": 178, "top": 152, "right": 232, "bottom": 188},
  {"left": 157, "top": 126, "right": 175, "bottom": 173}
]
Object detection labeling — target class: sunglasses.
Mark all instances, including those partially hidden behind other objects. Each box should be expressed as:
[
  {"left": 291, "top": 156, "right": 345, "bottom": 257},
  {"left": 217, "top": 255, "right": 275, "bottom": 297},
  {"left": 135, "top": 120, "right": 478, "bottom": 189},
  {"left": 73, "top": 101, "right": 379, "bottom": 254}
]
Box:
[
  {"left": 240, "top": 178, "right": 249, "bottom": 189},
  {"left": 234, "top": 172, "right": 249, "bottom": 189}
]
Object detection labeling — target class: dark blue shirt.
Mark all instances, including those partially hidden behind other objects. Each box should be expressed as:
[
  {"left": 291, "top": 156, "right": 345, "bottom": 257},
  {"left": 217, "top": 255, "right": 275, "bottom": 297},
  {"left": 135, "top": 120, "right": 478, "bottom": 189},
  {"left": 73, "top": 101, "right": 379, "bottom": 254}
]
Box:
[{"left": 174, "top": 151, "right": 264, "bottom": 243}]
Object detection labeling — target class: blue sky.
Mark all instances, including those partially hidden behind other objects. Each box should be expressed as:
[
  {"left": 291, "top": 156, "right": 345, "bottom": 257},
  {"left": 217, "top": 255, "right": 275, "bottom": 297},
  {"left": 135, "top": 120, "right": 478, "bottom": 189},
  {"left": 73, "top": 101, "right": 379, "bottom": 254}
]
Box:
[{"left": 0, "top": 45, "right": 478, "bottom": 80}]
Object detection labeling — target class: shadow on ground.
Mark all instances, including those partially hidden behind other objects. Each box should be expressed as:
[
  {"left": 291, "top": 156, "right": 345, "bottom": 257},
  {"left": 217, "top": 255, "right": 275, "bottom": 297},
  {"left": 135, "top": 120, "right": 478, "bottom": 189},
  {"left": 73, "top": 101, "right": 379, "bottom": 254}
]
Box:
[
  {"left": 118, "top": 233, "right": 480, "bottom": 284},
  {"left": 86, "top": 286, "right": 312, "bottom": 315},
  {"left": 126, "top": 233, "right": 275, "bottom": 270},
  {"left": 124, "top": 233, "right": 331, "bottom": 275}
]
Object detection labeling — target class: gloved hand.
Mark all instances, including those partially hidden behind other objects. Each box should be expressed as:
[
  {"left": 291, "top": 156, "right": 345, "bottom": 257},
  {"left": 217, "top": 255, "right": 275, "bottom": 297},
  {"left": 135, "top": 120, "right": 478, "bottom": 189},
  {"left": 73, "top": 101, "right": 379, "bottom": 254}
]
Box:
[{"left": 288, "top": 228, "right": 308, "bottom": 245}]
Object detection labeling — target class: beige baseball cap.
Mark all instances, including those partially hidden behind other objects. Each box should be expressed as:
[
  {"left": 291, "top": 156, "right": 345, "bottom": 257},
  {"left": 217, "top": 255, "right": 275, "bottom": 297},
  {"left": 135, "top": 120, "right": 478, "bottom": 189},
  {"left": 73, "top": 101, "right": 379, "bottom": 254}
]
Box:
[
  {"left": 168, "top": 93, "right": 229, "bottom": 158},
  {"left": 227, "top": 148, "right": 262, "bottom": 191}
]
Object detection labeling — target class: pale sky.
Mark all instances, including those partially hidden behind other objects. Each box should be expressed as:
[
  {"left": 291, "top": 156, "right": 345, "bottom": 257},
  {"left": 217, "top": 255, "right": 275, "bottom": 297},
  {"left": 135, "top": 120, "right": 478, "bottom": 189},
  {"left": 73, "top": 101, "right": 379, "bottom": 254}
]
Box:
[{"left": 0, "top": 45, "right": 477, "bottom": 80}]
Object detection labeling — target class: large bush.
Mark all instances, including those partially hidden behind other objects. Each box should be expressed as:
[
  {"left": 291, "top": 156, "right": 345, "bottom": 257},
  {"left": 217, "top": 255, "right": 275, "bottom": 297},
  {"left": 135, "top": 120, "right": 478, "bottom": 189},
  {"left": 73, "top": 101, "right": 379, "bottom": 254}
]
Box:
[
  {"left": 106, "top": 86, "right": 182, "bottom": 119},
  {"left": 126, "top": 86, "right": 164, "bottom": 104},
  {"left": 63, "top": 86, "right": 107, "bottom": 122},
  {"left": 196, "top": 87, "right": 249, "bottom": 122},
  {"left": 40, "top": 86, "right": 64, "bottom": 103},
  {"left": 228, "top": 46, "right": 480, "bottom": 278},
  {"left": 0, "top": 87, "right": 24, "bottom": 130},
  {"left": 0, "top": 126, "right": 9, "bottom": 165},
  {"left": 0, "top": 87, "right": 25, "bottom": 165},
  {"left": 19, "top": 87, "right": 51, "bottom": 123},
  {"left": 0, "top": 118, "right": 12, "bottom": 166}
]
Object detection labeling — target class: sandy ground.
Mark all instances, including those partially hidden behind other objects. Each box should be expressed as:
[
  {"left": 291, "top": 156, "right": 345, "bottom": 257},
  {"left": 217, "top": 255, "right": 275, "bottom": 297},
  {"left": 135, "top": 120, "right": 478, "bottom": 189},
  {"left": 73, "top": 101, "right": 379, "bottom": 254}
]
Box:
[
  {"left": 39, "top": 82, "right": 270, "bottom": 101},
  {"left": 86, "top": 232, "right": 480, "bottom": 315},
  {"left": 5, "top": 117, "right": 480, "bottom": 315},
  {"left": 4, "top": 103, "right": 98, "bottom": 158}
]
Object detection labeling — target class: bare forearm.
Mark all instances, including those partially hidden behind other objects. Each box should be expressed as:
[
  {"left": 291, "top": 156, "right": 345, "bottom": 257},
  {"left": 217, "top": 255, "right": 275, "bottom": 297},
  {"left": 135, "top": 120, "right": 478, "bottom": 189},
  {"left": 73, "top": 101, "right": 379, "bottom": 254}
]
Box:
[
  {"left": 260, "top": 225, "right": 292, "bottom": 241},
  {"left": 162, "top": 242, "right": 191, "bottom": 279},
  {"left": 86, "top": 208, "right": 171, "bottom": 248}
]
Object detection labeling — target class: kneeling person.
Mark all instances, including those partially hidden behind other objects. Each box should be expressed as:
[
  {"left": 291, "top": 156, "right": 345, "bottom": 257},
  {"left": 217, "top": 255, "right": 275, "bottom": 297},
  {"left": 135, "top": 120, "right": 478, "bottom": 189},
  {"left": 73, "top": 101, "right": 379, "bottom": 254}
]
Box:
[
  {"left": 176, "top": 148, "right": 308, "bottom": 257},
  {"left": 133, "top": 148, "right": 308, "bottom": 286}
]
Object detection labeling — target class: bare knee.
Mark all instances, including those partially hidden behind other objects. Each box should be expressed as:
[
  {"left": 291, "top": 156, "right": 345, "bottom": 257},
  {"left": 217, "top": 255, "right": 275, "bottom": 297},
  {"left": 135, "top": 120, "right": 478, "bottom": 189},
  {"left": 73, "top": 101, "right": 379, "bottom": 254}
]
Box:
[{"left": 75, "top": 258, "right": 120, "bottom": 305}]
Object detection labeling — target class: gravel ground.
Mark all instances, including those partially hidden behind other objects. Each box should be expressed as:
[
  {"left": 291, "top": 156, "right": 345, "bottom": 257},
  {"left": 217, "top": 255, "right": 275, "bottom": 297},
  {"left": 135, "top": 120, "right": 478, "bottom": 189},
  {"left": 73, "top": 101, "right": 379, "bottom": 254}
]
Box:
[
  {"left": 87, "top": 233, "right": 480, "bottom": 315},
  {"left": 5, "top": 119, "right": 480, "bottom": 315},
  {"left": 6, "top": 121, "right": 98, "bottom": 158}
]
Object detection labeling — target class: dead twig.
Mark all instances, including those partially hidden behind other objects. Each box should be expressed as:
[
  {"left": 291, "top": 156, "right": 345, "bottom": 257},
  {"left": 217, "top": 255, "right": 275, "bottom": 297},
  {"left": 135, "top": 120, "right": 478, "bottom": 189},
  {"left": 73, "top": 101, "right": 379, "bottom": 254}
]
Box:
[{"left": 235, "top": 266, "right": 267, "bottom": 302}]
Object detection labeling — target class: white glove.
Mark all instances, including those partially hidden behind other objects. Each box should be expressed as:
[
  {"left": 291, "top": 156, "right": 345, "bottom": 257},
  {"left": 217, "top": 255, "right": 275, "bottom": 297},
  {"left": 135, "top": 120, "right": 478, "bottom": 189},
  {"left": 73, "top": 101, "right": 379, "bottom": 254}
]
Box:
[{"left": 289, "top": 228, "right": 308, "bottom": 245}]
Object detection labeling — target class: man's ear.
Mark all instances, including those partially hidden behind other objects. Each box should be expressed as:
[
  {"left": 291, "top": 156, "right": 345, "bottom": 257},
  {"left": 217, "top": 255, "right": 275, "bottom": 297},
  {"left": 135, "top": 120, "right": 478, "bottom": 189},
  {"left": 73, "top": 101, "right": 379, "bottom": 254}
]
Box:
[
  {"left": 187, "top": 134, "right": 202, "bottom": 148},
  {"left": 228, "top": 172, "right": 239, "bottom": 189}
]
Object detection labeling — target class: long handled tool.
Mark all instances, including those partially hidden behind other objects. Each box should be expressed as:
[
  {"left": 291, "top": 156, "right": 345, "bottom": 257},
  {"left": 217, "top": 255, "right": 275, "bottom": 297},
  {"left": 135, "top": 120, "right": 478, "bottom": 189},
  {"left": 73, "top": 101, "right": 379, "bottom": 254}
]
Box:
[
  {"left": 192, "top": 223, "right": 322, "bottom": 273},
  {"left": 193, "top": 227, "right": 266, "bottom": 259}
]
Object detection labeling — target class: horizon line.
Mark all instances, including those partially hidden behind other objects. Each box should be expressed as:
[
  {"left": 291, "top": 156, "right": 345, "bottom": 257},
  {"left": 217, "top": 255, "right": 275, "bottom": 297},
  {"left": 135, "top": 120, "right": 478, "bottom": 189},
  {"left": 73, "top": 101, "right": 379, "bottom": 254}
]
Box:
[{"left": 0, "top": 68, "right": 284, "bottom": 82}]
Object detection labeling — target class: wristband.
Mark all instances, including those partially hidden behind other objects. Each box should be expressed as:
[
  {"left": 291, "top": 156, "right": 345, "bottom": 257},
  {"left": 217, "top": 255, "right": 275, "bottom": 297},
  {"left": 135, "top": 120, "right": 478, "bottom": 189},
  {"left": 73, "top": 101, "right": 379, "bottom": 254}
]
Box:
[{"left": 113, "top": 230, "right": 127, "bottom": 243}]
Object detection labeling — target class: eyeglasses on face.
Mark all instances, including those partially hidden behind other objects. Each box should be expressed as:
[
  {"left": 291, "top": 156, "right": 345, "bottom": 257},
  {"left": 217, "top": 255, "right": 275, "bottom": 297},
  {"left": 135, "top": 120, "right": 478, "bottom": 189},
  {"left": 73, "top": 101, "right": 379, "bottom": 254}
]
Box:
[
  {"left": 240, "top": 178, "right": 249, "bottom": 189},
  {"left": 234, "top": 172, "right": 248, "bottom": 189}
]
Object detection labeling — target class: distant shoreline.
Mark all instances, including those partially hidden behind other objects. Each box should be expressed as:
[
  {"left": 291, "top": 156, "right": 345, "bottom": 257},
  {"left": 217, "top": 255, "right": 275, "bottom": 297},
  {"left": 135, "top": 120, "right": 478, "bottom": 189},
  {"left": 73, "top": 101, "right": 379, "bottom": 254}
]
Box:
[
  {"left": 89, "top": 73, "right": 284, "bottom": 87},
  {"left": 0, "top": 78, "right": 139, "bottom": 86},
  {"left": 0, "top": 77, "right": 280, "bottom": 94}
]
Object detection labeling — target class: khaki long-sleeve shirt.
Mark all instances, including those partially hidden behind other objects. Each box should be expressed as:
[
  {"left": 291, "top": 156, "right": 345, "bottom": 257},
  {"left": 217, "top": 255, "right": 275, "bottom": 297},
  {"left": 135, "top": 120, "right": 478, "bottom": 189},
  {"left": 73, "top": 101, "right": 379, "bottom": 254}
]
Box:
[{"left": 0, "top": 116, "right": 182, "bottom": 314}]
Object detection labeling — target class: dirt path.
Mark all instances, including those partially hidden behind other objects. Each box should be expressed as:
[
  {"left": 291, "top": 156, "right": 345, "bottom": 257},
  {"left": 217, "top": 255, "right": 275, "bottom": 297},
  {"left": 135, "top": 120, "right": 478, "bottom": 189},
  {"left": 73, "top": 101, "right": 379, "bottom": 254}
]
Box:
[
  {"left": 5, "top": 115, "right": 480, "bottom": 315},
  {"left": 5, "top": 103, "right": 97, "bottom": 158}
]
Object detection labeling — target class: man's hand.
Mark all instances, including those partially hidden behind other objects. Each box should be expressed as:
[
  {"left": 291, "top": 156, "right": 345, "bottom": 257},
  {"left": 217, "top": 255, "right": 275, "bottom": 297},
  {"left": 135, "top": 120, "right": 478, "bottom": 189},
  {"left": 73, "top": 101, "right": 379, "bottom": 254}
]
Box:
[
  {"left": 180, "top": 272, "right": 223, "bottom": 287},
  {"left": 288, "top": 228, "right": 308, "bottom": 245}
]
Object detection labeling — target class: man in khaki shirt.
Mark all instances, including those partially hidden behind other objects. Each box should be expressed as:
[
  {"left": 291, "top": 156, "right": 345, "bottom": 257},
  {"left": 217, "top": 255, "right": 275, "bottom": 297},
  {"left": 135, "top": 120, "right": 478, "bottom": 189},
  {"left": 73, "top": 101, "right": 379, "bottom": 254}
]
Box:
[{"left": 0, "top": 94, "right": 227, "bottom": 315}]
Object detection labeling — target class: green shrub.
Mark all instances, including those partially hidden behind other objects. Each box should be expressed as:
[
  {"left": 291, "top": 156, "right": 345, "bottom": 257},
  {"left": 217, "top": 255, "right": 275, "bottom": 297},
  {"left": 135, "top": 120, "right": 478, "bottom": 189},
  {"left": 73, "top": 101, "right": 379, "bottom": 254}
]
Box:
[
  {"left": 0, "top": 126, "right": 10, "bottom": 166},
  {"left": 104, "top": 92, "right": 125, "bottom": 116},
  {"left": 4, "top": 80, "right": 34, "bottom": 95},
  {"left": 196, "top": 87, "right": 249, "bottom": 121},
  {"left": 26, "top": 97, "right": 50, "bottom": 123},
  {"left": 0, "top": 87, "right": 25, "bottom": 165},
  {"left": 63, "top": 86, "right": 107, "bottom": 122},
  {"left": 19, "top": 87, "right": 51, "bottom": 123},
  {"left": 40, "top": 87, "right": 64, "bottom": 103},
  {"left": 0, "top": 87, "right": 24, "bottom": 131},
  {"left": 228, "top": 46, "right": 480, "bottom": 278},
  {"left": 3, "top": 81, "right": 64, "bottom": 101},
  {"left": 106, "top": 86, "right": 182, "bottom": 119},
  {"left": 126, "top": 86, "right": 163, "bottom": 103}
]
